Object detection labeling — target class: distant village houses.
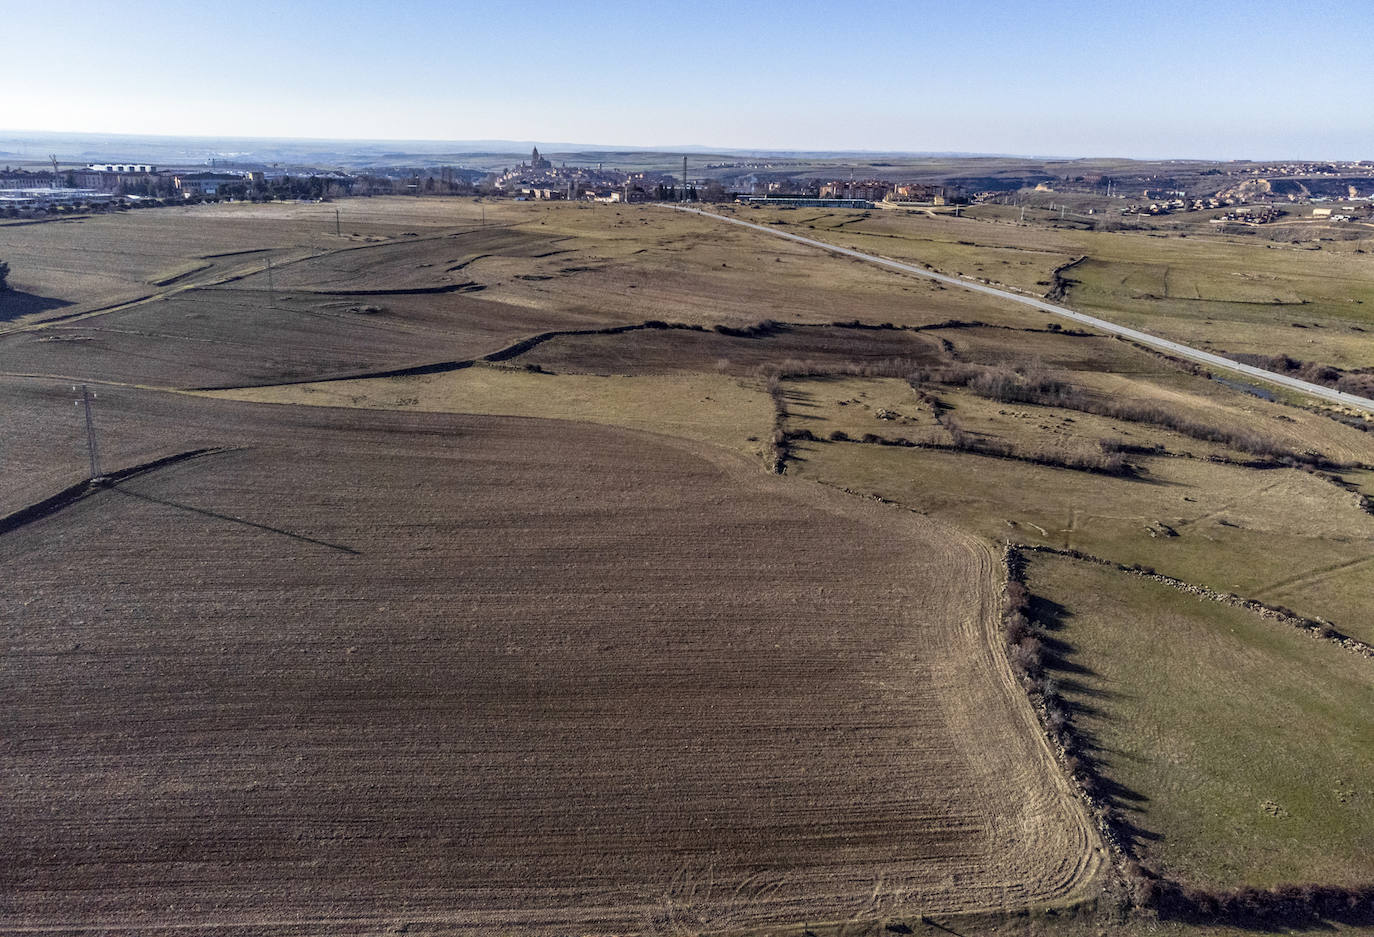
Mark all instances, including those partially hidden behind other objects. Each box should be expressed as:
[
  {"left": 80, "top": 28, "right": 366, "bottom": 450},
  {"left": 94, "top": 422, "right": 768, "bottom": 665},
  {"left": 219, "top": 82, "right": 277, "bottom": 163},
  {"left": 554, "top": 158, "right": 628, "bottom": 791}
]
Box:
[
  {"left": 819, "top": 180, "right": 890, "bottom": 200},
  {"left": 495, "top": 146, "right": 638, "bottom": 195},
  {"left": 73, "top": 164, "right": 159, "bottom": 192}
]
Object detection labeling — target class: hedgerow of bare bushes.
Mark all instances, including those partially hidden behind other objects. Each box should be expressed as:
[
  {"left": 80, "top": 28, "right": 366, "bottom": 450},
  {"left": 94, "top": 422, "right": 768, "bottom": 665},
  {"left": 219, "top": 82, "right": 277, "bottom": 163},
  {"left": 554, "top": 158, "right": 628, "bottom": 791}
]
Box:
[
  {"left": 911, "top": 361, "right": 1316, "bottom": 464},
  {"left": 1230, "top": 351, "right": 1374, "bottom": 399}
]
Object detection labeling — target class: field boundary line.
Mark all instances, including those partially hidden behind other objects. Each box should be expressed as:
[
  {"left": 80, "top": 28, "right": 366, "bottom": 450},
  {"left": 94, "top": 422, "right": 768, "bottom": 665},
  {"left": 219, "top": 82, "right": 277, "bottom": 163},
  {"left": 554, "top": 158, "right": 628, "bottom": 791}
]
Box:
[
  {"left": 185, "top": 319, "right": 715, "bottom": 390},
  {"left": 0, "top": 222, "right": 510, "bottom": 338},
  {"left": 184, "top": 315, "right": 1062, "bottom": 393},
  {"left": 668, "top": 205, "right": 1374, "bottom": 414},
  {"left": 1018, "top": 543, "right": 1374, "bottom": 659},
  {"left": 810, "top": 478, "right": 1109, "bottom": 906}
]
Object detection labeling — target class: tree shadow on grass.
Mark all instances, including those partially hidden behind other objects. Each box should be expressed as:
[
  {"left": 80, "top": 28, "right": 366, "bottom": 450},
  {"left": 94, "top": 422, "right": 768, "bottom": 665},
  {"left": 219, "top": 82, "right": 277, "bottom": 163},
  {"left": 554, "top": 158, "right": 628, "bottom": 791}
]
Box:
[
  {"left": 0, "top": 290, "right": 73, "bottom": 323},
  {"left": 781, "top": 386, "right": 825, "bottom": 420},
  {"left": 1031, "top": 588, "right": 1161, "bottom": 854}
]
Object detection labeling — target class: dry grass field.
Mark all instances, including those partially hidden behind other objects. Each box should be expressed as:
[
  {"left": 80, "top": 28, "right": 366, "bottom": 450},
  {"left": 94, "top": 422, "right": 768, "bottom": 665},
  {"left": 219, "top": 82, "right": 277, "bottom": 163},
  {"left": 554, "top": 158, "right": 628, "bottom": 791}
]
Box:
[
  {"left": 792, "top": 441, "right": 1374, "bottom": 643},
  {"left": 733, "top": 204, "right": 1374, "bottom": 371},
  {"left": 3, "top": 197, "right": 1372, "bottom": 935},
  {"left": 207, "top": 366, "right": 778, "bottom": 459},
  {"left": 766, "top": 324, "right": 1374, "bottom": 643},
  {"left": 1, "top": 198, "right": 1033, "bottom": 389}
]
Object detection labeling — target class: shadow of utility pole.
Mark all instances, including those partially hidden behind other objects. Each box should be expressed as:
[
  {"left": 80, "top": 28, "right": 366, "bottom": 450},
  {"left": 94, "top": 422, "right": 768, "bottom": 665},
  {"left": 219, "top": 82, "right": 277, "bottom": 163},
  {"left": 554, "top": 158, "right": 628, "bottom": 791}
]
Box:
[{"left": 109, "top": 484, "right": 360, "bottom": 555}]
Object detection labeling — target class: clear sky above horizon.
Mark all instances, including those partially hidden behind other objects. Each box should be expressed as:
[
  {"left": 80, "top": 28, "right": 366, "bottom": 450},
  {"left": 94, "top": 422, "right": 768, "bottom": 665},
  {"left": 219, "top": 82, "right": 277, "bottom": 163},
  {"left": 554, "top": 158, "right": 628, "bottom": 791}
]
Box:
[{"left": 3, "top": 0, "right": 1370, "bottom": 160}]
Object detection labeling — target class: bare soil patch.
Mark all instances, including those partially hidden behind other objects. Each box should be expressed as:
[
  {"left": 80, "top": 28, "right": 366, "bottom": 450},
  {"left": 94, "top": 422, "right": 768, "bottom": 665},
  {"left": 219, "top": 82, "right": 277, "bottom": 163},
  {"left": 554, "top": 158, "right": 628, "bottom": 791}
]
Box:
[
  {"left": 0, "top": 403, "right": 1101, "bottom": 935},
  {"left": 517, "top": 323, "right": 947, "bottom": 376}
]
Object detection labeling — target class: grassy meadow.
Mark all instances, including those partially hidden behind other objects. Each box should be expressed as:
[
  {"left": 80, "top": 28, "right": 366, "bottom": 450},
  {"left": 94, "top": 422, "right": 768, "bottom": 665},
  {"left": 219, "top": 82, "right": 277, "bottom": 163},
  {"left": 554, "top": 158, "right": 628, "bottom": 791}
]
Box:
[
  {"left": 728, "top": 202, "right": 1374, "bottom": 370},
  {"left": 1026, "top": 554, "right": 1374, "bottom": 890}
]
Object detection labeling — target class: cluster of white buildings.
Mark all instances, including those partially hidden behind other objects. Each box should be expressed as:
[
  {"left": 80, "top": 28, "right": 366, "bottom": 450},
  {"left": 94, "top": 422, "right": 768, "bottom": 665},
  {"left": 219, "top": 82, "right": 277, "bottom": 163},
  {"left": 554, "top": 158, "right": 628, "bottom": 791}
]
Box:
[
  {"left": 495, "top": 148, "right": 657, "bottom": 201},
  {"left": 0, "top": 186, "right": 114, "bottom": 209}
]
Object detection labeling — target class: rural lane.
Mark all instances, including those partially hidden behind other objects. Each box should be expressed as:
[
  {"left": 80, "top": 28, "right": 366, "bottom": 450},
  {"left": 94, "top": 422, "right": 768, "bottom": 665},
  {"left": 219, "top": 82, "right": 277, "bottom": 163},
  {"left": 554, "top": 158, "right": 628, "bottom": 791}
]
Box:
[{"left": 670, "top": 205, "right": 1374, "bottom": 414}]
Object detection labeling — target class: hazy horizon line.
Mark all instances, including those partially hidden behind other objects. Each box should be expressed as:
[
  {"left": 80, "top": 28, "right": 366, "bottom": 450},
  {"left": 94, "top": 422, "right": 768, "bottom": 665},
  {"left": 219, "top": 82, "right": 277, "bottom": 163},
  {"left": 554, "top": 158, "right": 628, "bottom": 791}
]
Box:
[{"left": 2, "top": 127, "right": 1351, "bottom": 165}]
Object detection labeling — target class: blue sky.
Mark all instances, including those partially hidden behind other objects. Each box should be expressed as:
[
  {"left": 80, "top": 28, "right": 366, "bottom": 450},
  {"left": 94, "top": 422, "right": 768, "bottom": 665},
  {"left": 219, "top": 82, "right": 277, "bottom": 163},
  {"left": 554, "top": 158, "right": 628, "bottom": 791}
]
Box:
[{"left": 4, "top": 0, "right": 1370, "bottom": 159}]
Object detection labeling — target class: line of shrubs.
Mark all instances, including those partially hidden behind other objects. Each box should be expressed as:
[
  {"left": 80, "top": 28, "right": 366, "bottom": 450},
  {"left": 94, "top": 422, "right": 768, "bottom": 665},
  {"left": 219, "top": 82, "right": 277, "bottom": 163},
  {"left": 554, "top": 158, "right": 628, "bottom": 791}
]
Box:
[
  {"left": 1311, "top": 469, "right": 1374, "bottom": 516},
  {"left": 1147, "top": 876, "right": 1374, "bottom": 927},
  {"left": 765, "top": 373, "right": 788, "bottom": 474},
  {"left": 1230, "top": 351, "right": 1374, "bottom": 399},
  {"left": 488, "top": 319, "right": 707, "bottom": 362},
  {"left": 1001, "top": 551, "right": 1126, "bottom": 852},
  {"left": 714, "top": 319, "right": 786, "bottom": 338},
  {"left": 826, "top": 424, "right": 1134, "bottom": 476},
  {"left": 919, "top": 384, "right": 1132, "bottom": 475},
  {"left": 911, "top": 362, "right": 1317, "bottom": 464},
  {"left": 753, "top": 357, "right": 936, "bottom": 382},
  {"left": 944, "top": 416, "right": 1131, "bottom": 475}
]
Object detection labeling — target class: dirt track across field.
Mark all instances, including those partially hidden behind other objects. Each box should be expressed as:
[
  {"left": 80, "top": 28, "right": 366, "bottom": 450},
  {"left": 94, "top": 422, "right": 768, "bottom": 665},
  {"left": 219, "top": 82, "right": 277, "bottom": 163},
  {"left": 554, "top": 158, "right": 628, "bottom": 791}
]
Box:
[{"left": 1, "top": 398, "right": 1102, "bottom": 935}]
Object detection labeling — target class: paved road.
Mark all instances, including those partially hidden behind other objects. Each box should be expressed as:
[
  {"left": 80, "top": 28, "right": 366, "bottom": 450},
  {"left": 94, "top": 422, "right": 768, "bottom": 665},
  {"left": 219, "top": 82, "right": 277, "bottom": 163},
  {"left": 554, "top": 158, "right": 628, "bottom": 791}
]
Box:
[{"left": 672, "top": 205, "right": 1374, "bottom": 414}]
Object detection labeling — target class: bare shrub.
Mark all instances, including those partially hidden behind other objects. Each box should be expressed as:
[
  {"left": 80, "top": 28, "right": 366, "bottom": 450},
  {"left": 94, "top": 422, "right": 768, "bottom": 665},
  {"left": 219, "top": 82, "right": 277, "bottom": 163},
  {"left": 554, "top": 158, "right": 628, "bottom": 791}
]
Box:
[
  {"left": 1009, "top": 638, "right": 1042, "bottom": 679},
  {"left": 1231, "top": 351, "right": 1374, "bottom": 401},
  {"left": 914, "top": 362, "right": 1305, "bottom": 463}
]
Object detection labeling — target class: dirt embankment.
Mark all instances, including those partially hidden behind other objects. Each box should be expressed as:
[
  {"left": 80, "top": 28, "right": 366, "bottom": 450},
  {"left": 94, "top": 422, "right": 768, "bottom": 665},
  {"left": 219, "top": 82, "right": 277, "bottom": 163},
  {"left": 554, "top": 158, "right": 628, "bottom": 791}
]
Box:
[{"left": 1045, "top": 255, "right": 1087, "bottom": 302}]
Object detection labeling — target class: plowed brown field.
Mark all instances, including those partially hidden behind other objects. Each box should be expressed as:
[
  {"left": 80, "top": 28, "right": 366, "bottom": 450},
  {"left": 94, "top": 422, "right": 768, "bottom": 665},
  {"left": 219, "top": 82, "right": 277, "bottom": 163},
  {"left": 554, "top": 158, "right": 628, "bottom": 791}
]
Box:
[
  {"left": 1, "top": 395, "right": 1101, "bottom": 935},
  {"left": 1, "top": 200, "right": 1112, "bottom": 934}
]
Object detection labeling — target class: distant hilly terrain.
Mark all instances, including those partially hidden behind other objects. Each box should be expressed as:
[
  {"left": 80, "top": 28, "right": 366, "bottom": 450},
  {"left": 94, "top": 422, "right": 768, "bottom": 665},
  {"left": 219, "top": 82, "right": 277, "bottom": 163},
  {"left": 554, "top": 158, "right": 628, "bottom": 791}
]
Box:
[{"left": 2, "top": 129, "right": 1370, "bottom": 199}]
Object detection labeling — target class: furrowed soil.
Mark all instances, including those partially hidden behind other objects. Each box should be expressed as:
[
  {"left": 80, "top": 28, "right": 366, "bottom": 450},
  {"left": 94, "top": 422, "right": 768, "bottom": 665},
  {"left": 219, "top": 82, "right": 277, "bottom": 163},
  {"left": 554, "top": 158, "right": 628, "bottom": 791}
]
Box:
[
  {"left": 514, "top": 324, "right": 948, "bottom": 377},
  {"left": 0, "top": 398, "right": 1102, "bottom": 935}
]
